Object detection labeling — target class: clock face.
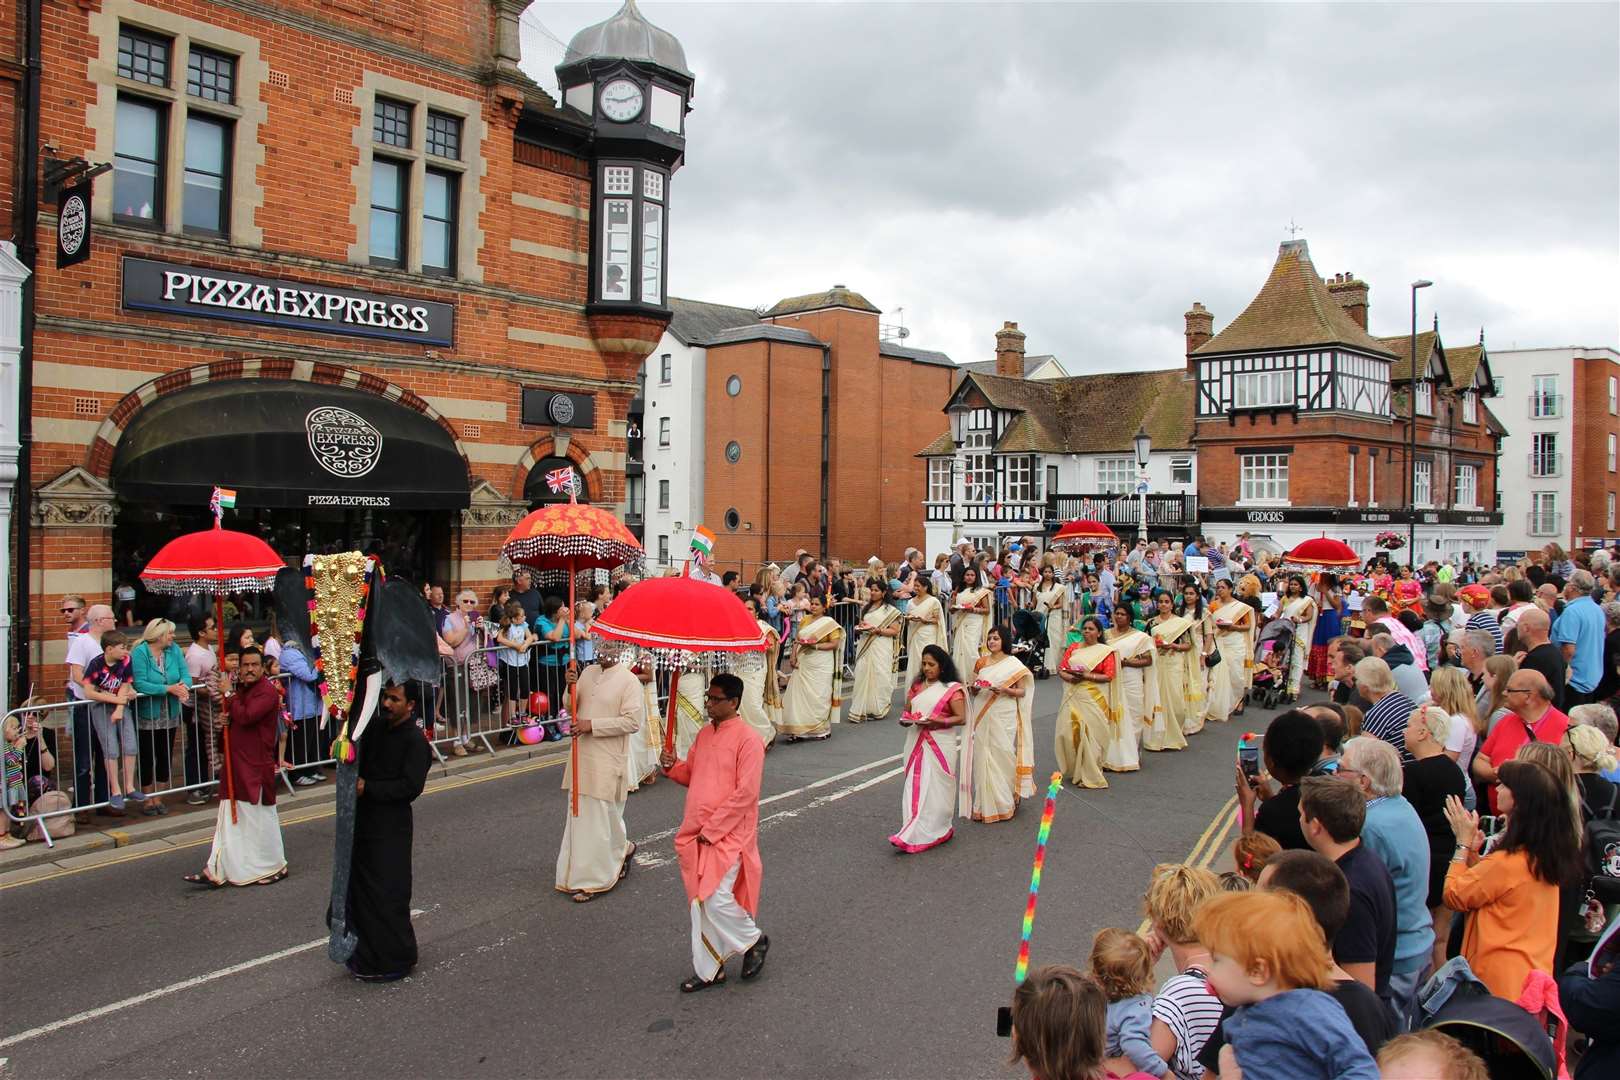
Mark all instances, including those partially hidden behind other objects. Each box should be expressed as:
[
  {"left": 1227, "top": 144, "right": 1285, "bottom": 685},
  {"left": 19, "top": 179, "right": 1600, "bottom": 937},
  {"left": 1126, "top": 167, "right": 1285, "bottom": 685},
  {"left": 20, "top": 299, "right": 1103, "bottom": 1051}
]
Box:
[{"left": 599, "top": 79, "right": 644, "bottom": 123}]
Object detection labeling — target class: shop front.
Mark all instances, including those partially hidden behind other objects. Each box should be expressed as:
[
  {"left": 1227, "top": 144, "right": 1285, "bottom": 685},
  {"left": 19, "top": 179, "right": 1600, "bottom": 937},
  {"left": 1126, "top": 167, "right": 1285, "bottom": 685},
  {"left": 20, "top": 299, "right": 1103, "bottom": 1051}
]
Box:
[
  {"left": 1201, "top": 506, "right": 1502, "bottom": 568},
  {"left": 108, "top": 378, "right": 471, "bottom": 621}
]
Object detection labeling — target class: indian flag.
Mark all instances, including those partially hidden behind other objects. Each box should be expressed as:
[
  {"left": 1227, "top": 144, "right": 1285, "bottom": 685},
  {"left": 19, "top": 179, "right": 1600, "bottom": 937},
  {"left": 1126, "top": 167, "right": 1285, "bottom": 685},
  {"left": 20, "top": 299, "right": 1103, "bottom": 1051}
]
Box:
[
  {"left": 213, "top": 486, "right": 237, "bottom": 509},
  {"left": 690, "top": 525, "right": 715, "bottom": 557}
]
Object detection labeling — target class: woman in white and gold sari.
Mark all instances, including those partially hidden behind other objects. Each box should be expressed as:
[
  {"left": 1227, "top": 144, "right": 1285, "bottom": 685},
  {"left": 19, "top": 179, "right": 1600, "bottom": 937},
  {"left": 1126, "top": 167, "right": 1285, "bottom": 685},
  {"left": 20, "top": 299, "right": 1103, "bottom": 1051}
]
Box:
[
  {"left": 890, "top": 645, "right": 966, "bottom": 853},
  {"left": 777, "top": 594, "right": 844, "bottom": 741},
  {"left": 738, "top": 595, "right": 780, "bottom": 748},
  {"left": 1033, "top": 565, "right": 1069, "bottom": 674},
  {"left": 961, "top": 625, "right": 1034, "bottom": 822},
  {"left": 1104, "top": 611, "right": 1154, "bottom": 772},
  {"left": 1278, "top": 573, "right": 1317, "bottom": 700},
  {"left": 1055, "top": 616, "right": 1120, "bottom": 790},
  {"left": 903, "top": 576, "right": 948, "bottom": 688},
  {"left": 951, "top": 565, "right": 992, "bottom": 680},
  {"left": 1203, "top": 578, "right": 1255, "bottom": 724},
  {"left": 673, "top": 667, "right": 709, "bottom": 757},
  {"left": 624, "top": 664, "right": 662, "bottom": 791},
  {"left": 849, "top": 580, "right": 902, "bottom": 722},
  {"left": 1179, "top": 582, "right": 1213, "bottom": 735},
  {"left": 1145, "top": 592, "right": 1194, "bottom": 751}
]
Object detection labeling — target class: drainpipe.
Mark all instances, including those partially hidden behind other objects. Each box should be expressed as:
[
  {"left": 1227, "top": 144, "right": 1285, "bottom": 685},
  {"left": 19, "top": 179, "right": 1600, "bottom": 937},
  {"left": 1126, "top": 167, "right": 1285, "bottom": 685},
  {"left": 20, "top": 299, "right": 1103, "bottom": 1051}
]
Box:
[
  {"left": 13, "top": 0, "right": 42, "bottom": 705},
  {"left": 819, "top": 343, "right": 830, "bottom": 559},
  {"left": 763, "top": 340, "right": 771, "bottom": 568}
]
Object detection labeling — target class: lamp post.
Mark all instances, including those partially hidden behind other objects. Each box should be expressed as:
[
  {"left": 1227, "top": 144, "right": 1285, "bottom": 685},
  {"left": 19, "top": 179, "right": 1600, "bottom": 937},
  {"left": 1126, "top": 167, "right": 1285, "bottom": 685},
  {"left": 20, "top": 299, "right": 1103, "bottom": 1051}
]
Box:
[
  {"left": 1133, "top": 425, "right": 1151, "bottom": 547},
  {"left": 1407, "top": 279, "right": 1433, "bottom": 562},
  {"left": 950, "top": 407, "right": 967, "bottom": 548}
]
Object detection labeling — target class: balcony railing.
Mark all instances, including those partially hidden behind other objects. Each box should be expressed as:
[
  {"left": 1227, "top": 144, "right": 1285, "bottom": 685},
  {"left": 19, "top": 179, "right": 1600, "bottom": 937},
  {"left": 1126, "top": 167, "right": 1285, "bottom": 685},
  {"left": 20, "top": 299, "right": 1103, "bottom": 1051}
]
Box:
[
  {"left": 1530, "top": 394, "right": 1564, "bottom": 419},
  {"left": 1529, "top": 452, "right": 1563, "bottom": 477},
  {"left": 1047, "top": 493, "right": 1200, "bottom": 529},
  {"left": 925, "top": 500, "right": 1046, "bottom": 524},
  {"left": 1527, "top": 511, "right": 1562, "bottom": 536}
]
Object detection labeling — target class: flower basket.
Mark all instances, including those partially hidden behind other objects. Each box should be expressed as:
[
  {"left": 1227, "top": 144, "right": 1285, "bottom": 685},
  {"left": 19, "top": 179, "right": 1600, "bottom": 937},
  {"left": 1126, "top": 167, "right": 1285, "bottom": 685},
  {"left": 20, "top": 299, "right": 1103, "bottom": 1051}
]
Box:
[{"left": 1374, "top": 531, "right": 1405, "bottom": 551}]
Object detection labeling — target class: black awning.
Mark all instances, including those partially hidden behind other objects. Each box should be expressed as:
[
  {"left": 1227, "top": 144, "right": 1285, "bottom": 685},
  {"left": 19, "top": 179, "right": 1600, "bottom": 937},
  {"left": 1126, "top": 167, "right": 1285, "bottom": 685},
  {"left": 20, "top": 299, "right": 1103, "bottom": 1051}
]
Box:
[{"left": 112, "top": 379, "right": 470, "bottom": 510}]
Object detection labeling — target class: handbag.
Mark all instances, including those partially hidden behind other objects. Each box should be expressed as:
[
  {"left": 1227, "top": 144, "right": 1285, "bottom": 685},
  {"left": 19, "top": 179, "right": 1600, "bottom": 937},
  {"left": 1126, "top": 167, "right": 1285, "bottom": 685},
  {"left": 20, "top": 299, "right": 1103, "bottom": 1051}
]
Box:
[{"left": 1205, "top": 648, "right": 1222, "bottom": 669}]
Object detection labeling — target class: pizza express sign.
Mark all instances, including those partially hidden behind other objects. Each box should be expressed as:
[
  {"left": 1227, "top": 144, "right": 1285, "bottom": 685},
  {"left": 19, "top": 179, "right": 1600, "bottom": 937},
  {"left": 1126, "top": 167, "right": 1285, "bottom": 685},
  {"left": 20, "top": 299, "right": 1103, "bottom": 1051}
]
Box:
[{"left": 122, "top": 257, "right": 455, "bottom": 346}]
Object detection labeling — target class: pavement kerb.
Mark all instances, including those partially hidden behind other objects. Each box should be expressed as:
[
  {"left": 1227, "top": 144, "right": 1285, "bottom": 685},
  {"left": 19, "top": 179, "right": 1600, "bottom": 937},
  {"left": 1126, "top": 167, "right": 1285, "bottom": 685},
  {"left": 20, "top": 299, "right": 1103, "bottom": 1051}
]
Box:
[{"left": 0, "top": 741, "right": 571, "bottom": 879}]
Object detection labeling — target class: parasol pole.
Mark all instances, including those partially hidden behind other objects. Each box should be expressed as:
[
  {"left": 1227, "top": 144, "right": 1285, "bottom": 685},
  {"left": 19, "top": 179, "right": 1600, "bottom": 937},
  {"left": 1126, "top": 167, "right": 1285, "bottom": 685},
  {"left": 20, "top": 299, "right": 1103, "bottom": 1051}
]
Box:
[
  {"left": 566, "top": 473, "right": 581, "bottom": 817},
  {"left": 205, "top": 505, "right": 239, "bottom": 825}
]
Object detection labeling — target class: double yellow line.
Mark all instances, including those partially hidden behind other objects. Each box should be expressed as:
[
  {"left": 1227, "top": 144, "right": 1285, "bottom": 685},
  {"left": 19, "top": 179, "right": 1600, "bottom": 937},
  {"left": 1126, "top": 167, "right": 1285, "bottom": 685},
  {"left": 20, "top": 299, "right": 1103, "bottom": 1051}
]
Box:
[
  {"left": 1135, "top": 794, "right": 1241, "bottom": 935},
  {"left": 0, "top": 755, "right": 564, "bottom": 892}
]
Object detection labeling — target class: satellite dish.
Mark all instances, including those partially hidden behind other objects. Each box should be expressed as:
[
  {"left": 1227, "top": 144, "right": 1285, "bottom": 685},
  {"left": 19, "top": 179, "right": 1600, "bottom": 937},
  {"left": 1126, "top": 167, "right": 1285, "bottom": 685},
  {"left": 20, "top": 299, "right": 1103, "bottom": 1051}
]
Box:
[{"left": 897, "top": 327, "right": 910, "bottom": 339}]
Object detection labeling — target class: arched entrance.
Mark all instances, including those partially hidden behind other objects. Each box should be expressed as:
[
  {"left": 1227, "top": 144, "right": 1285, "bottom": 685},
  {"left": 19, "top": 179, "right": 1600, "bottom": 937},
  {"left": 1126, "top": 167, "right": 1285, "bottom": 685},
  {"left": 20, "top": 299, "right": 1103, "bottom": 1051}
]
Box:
[
  {"left": 109, "top": 378, "right": 471, "bottom": 618},
  {"left": 523, "top": 455, "right": 595, "bottom": 507}
]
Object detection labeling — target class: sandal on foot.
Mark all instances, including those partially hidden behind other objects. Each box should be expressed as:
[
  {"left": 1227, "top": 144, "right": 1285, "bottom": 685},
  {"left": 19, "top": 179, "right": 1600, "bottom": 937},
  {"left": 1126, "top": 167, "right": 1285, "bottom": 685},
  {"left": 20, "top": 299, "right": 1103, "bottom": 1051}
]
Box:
[
  {"left": 257, "top": 868, "right": 289, "bottom": 886},
  {"left": 741, "top": 934, "right": 770, "bottom": 980},
  {"left": 680, "top": 969, "right": 726, "bottom": 993},
  {"left": 570, "top": 890, "right": 596, "bottom": 903},
  {"left": 619, "top": 843, "right": 637, "bottom": 880},
  {"left": 183, "top": 872, "right": 224, "bottom": 888}
]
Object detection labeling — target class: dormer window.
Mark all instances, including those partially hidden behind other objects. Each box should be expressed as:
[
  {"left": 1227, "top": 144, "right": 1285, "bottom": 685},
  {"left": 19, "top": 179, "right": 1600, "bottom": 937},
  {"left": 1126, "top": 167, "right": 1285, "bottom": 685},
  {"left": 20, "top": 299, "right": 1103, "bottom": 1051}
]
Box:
[
  {"left": 1462, "top": 391, "right": 1478, "bottom": 424},
  {"left": 1415, "top": 380, "right": 1434, "bottom": 417},
  {"left": 1233, "top": 369, "right": 1293, "bottom": 409}
]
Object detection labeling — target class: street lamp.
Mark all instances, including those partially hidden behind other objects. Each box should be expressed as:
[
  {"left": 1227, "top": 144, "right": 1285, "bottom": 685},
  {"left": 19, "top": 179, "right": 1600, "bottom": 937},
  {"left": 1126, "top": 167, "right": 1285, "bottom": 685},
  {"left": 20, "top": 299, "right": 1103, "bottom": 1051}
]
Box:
[
  {"left": 949, "top": 407, "right": 967, "bottom": 547},
  {"left": 1133, "top": 425, "right": 1152, "bottom": 546},
  {"left": 1407, "top": 279, "right": 1433, "bottom": 561}
]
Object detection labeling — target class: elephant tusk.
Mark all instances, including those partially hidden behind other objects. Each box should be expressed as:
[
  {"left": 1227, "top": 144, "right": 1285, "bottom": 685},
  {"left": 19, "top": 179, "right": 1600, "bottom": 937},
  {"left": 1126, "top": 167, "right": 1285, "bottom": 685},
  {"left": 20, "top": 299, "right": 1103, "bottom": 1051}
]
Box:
[{"left": 351, "top": 669, "right": 383, "bottom": 743}]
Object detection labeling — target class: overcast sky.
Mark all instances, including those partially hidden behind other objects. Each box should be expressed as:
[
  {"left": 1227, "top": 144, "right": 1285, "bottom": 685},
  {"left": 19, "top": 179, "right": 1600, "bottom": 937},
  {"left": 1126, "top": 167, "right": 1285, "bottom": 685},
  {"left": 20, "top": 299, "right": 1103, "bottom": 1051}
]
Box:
[{"left": 521, "top": 2, "right": 1619, "bottom": 374}]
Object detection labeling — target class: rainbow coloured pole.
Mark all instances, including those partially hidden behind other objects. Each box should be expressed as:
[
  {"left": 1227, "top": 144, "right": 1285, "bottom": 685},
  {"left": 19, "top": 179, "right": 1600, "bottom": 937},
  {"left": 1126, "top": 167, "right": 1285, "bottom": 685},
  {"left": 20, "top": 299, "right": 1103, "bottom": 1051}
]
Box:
[{"left": 1015, "top": 771, "right": 1064, "bottom": 984}]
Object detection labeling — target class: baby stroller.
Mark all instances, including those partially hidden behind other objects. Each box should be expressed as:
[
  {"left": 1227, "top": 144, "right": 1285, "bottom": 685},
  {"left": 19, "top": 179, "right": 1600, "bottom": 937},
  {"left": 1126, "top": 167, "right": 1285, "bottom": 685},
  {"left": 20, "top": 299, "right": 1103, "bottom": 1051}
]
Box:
[
  {"left": 1010, "top": 607, "right": 1050, "bottom": 678},
  {"left": 1249, "top": 617, "right": 1296, "bottom": 709}
]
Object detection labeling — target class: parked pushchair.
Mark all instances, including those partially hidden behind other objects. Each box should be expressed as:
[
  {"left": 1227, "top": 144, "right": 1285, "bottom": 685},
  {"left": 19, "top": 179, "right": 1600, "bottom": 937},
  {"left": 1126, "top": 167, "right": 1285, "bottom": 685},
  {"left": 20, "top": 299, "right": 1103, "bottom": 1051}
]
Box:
[
  {"left": 1010, "top": 607, "right": 1050, "bottom": 679},
  {"left": 1249, "top": 616, "right": 1297, "bottom": 709}
]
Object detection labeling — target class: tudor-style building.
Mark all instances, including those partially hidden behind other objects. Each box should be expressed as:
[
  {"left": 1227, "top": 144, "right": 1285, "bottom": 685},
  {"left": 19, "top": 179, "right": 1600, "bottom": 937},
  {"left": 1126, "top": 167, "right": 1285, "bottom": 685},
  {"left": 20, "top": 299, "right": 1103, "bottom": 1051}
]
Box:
[
  {"left": 4, "top": 0, "right": 692, "bottom": 695},
  {"left": 1193, "top": 240, "right": 1504, "bottom": 564}
]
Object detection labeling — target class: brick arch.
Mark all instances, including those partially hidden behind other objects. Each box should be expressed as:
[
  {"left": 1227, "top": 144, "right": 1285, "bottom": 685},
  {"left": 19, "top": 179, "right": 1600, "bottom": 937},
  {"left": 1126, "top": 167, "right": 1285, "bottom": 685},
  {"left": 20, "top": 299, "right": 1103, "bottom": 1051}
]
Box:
[
  {"left": 514, "top": 436, "right": 597, "bottom": 502},
  {"left": 86, "top": 356, "right": 471, "bottom": 479}
]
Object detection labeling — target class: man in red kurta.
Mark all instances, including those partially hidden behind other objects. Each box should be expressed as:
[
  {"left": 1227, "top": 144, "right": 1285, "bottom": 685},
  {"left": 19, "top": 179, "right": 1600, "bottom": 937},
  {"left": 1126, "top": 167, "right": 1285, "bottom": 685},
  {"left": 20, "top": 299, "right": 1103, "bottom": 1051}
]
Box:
[
  {"left": 660, "top": 673, "right": 768, "bottom": 992},
  {"left": 188, "top": 645, "right": 288, "bottom": 886}
]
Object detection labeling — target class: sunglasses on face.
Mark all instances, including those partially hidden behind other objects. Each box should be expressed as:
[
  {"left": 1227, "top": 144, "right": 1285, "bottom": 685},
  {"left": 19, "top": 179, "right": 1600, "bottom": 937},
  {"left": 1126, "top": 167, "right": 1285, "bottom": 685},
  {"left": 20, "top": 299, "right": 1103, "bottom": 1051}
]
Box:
[
  {"left": 704, "top": 693, "right": 732, "bottom": 703},
  {"left": 61, "top": 608, "right": 79, "bottom": 614}
]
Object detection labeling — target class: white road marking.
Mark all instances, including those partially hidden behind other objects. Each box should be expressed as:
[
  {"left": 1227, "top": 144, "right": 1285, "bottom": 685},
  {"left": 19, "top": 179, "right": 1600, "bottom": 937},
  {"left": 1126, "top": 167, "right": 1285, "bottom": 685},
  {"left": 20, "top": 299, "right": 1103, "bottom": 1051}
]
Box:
[
  {"left": 631, "top": 754, "right": 906, "bottom": 868},
  {"left": 0, "top": 910, "right": 425, "bottom": 1050}
]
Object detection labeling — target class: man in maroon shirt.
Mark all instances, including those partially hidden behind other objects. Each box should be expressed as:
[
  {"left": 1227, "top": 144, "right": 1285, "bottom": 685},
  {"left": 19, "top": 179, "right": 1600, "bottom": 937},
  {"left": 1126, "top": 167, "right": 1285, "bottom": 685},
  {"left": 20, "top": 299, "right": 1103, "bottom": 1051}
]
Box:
[{"left": 186, "top": 646, "right": 289, "bottom": 887}]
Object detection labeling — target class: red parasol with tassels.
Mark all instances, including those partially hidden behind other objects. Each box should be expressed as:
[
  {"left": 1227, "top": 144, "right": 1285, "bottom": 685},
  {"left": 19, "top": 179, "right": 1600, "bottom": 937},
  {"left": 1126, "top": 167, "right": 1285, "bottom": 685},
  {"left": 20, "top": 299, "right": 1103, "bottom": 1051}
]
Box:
[
  {"left": 139, "top": 487, "right": 284, "bottom": 822},
  {"left": 592, "top": 575, "right": 769, "bottom": 757},
  {"left": 499, "top": 468, "right": 642, "bottom": 815},
  {"left": 1049, "top": 518, "right": 1119, "bottom": 555},
  {"left": 1282, "top": 536, "right": 1361, "bottom": 572}
]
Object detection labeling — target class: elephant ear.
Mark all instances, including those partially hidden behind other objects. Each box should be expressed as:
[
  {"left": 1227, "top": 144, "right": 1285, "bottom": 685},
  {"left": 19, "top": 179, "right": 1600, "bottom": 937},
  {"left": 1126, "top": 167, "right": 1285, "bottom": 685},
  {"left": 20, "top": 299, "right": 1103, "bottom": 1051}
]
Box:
[
  {"left": 371, "top": 577, "right": 443, "bottom": 687},
  {"left": 272, "top": 566, "right": 314, "bottom": 653}
]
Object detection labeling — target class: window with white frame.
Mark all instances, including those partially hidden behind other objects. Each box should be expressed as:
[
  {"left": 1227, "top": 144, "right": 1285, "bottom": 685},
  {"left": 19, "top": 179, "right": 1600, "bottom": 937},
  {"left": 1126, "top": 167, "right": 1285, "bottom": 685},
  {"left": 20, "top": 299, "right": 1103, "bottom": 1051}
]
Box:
[
  {"left": 963, "top": 412, "right": 994, "bottom": 502},
  {"left": 1415, "top": 380, "right": 1434, "bottom": 417},
  {"left": 1348, "top": 452, "right": 1358, "bottom": 506},
  {"left": 1610, "top": 376, "right": 1617, "bottom": 415},
  {"left": 1532, "top": 432, "right": 1559, "bottom": 476},
  {"left": 927, "top": 459, "right": 952, "bottom": 502},
  {"left": 1413, "top": 459, "right": 1433, "bottom": 506},
  {"left": 1532, "top": 375, "right": 1560, "bottom": 418},
  {"left": 1095, "top": 458, "right": 1135, "bottom": 495},
  {"left": 1610, "top": 433, "right": 1616, "bottom": 473},
  {"left": 1610, "top": 492, "right": 1616, "bottom": 531},
  {"left": 1005, "top": 455, "right": 1042, "bottom": 502},
  {"left": 1454, "top": 463, "right": 1478, "bottom": 510},
  {"left": 1232, "top": 369, "right": 1293, "bottom": 409},
  {"left": 1171, "top": 457, "right": 1193, "bottom": 485},
  {"left": 1530, "top": 492, "right": 1558, "bottom": 535},
  {"left": 1240, "top": 453, "right": 1289, "bottom": 504},
  {"left": 1462, "top": 391, "right": 1478, "bottom": 424},
  {"left": 658, "top": 354, "right": 671, "bottom": 384},
  {"left": 657, "top": 416, "right": 670, "bottom": 447}
]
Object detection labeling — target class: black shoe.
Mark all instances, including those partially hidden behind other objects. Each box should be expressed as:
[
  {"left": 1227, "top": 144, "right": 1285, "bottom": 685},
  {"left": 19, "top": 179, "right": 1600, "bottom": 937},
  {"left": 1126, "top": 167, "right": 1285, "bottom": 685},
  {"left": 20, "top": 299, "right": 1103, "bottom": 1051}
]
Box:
[{"left": 741, "top": 934, "right": 770, "bottom": 980}]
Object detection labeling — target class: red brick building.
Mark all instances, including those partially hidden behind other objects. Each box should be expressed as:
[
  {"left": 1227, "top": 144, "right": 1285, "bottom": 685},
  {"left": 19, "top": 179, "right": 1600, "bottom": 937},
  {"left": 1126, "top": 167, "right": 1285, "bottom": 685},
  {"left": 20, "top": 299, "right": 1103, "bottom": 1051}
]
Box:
[
  {"left": 698, "top": 286, "right": 956, "bottom": 570},
  {"left": 4, "top": 0, "right": 692, "bottom": 693},
  {"left": 1191, "top": 240, "right": 1504, "bottom": 565}
]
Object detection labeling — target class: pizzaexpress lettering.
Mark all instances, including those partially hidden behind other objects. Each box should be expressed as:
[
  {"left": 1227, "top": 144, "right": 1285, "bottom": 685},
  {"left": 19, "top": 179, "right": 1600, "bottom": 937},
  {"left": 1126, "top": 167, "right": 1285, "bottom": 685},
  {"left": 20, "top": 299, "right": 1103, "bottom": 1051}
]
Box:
[{"left": 161, "top": 270, "right": 431, "bottom": 334}]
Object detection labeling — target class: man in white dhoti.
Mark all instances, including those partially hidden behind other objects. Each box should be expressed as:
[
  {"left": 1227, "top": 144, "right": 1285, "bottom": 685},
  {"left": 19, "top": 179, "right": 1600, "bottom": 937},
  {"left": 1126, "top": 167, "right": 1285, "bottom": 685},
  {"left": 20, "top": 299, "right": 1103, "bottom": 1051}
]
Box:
[
  {"left": 660, "top": 674, "right": 768, "bottom": 992},
  {"left": 184, "top": 646, "right": 287, "bottom": 887},
  {"left": 555, "top": 656, "right": 643, "bottom": 901}
]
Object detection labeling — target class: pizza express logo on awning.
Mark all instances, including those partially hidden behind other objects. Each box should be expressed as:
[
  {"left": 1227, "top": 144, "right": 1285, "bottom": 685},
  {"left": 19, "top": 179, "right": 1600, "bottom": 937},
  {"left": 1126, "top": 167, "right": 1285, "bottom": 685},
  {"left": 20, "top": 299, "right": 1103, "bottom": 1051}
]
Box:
[
  {"left": 306, "top": 406, "right": 382, "bottom": 478},
  {"left": 163, "top": 270, "right": 432, "bottom": 333}
]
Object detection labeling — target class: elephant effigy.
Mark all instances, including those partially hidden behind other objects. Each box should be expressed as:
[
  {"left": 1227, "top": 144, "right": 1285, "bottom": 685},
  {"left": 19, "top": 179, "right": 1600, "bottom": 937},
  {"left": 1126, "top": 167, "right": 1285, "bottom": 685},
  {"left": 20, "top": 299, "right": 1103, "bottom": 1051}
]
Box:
[{"left": 274, "top": 553, "right": 440, "bottom": 973}]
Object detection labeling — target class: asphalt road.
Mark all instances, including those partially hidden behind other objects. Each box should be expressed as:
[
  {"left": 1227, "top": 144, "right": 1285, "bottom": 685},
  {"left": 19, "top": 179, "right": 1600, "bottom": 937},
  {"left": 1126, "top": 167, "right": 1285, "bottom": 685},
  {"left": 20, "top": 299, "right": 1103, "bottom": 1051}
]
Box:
[{"left": 0, "top": 678, "right": 1289, "bottom": 1080}]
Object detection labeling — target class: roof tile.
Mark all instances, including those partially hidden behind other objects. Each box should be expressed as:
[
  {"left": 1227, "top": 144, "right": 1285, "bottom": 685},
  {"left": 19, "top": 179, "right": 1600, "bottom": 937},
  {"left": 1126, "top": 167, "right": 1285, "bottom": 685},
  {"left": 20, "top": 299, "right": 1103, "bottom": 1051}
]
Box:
[{"left": 1195, "top": 241, "right": 1397, "bottom": 359}]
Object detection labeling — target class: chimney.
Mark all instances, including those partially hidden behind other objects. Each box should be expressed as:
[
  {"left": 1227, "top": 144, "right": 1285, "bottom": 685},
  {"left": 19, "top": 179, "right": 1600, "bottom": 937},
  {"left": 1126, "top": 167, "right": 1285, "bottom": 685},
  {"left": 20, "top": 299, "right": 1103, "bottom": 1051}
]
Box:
[
  {"left": 1185, "top": 302, "right": 1213, "bottom": 368},
  {"left": 994, "top": 321, "right": 1026, "bottom": 377},
  {"left": 1326, "top": 271, "right": 1369, "bottom": 331}
]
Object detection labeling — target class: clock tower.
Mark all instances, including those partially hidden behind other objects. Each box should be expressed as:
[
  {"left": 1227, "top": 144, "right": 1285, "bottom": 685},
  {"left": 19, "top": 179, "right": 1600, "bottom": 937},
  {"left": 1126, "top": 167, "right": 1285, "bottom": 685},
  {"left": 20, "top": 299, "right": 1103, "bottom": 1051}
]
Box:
[{"left": 556, "top": 0, "right": 693, "bottom": 317}]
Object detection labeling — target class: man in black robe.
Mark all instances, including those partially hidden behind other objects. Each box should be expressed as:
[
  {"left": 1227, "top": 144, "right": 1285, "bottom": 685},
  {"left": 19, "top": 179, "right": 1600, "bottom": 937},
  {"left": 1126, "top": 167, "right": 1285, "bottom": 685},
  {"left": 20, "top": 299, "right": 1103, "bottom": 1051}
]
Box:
[{"left": 346, "top": 680, "right": 432, "bottom": 981}]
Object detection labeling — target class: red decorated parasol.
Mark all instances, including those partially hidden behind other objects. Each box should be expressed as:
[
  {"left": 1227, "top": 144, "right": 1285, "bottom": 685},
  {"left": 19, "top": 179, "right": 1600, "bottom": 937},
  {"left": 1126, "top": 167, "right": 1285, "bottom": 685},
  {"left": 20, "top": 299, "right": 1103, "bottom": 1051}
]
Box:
[
  {"left": 592, "top": 575, "right": 768, "bottom": 758},
  {"left": 139, "top": 489, "right": 284, "bottom": 822},
  {"left": 1282, "top": 536, "right": 1360, "bottom": 572},
  {"left": 1049, "top": 518, "right": 1119, "bottom": 555},
  {"left": 499, "top": 469, "right": 643, "bottom": 814}
]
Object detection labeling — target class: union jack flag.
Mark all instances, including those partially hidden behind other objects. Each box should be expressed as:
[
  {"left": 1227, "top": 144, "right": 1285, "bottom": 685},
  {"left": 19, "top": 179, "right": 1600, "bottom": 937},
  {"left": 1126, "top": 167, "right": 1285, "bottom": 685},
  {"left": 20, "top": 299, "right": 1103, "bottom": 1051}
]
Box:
[{"left": 544, "top": 466, "right": 578, "bottom": 495}]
